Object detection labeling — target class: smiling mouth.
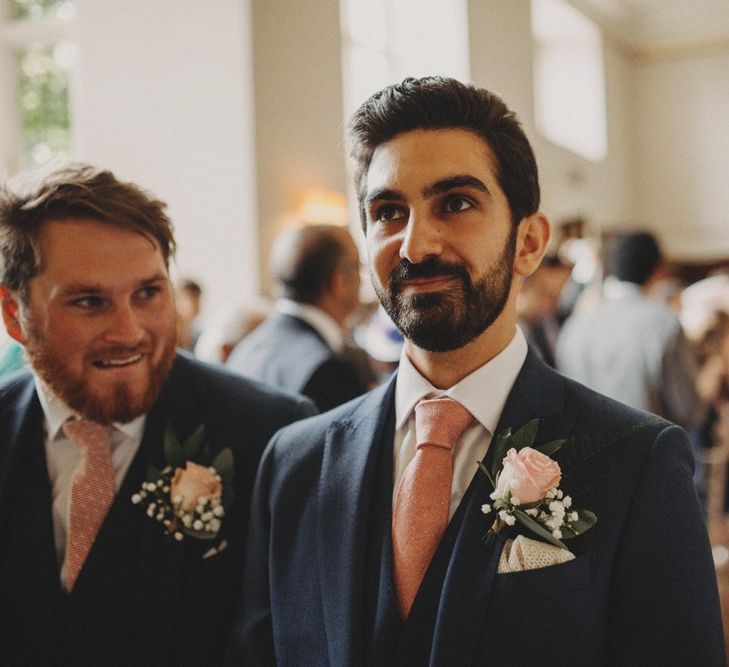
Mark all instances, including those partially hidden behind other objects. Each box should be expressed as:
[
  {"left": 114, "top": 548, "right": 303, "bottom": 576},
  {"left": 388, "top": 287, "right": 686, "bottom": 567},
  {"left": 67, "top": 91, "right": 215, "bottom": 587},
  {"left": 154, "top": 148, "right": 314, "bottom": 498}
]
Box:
[
  {"left": 92, "top": 354, "right": 144, "bottom": 369},
  {"left": 400, "top": 276, "right": 457, "bottom": 292}
]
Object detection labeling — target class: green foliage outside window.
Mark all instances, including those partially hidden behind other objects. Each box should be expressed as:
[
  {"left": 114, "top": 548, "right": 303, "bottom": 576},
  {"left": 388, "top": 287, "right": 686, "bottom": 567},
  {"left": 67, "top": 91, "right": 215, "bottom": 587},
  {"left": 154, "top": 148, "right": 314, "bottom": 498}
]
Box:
[
  {"left": 17, "top": 43, "right": 72, "bottom": 168},
  {"left": 12, "top": 0, "right": 66, "bottom": 22}
]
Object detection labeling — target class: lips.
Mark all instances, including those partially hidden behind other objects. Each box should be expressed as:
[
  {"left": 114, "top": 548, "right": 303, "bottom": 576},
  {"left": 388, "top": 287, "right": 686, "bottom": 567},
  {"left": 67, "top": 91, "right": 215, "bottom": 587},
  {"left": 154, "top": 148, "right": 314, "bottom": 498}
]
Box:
[{"left": 93, "top": 354, "right": 143, "bottom": 369}]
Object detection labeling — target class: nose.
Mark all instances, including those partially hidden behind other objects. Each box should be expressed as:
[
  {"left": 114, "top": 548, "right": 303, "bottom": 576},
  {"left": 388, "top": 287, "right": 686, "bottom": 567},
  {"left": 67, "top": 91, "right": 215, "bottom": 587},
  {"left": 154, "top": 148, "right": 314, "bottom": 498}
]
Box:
[
  {"left": 103, "top": 302, "right": 144, "bottom": 346},
  {"left": 399, "top": 212, "right": 443, "bottom": 264}
]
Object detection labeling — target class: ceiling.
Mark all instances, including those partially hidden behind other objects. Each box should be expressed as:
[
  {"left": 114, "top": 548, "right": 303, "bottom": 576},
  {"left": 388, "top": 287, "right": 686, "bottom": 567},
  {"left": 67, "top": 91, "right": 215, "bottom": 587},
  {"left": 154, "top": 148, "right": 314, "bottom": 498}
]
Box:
[{"left": 573, "top": 0, "right": 729, "bottom": 57}]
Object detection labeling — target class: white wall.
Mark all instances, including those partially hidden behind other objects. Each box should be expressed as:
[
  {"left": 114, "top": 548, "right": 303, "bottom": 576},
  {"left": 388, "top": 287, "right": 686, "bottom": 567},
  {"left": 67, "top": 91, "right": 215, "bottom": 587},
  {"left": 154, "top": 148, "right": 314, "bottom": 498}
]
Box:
[
  {"left": 251, "top": 0, "right": 346, "bottom": 293},
  {"left": 631, "top": 49, "right": 729, "bottom": 261},
  {"left": 73, "top": 0, "right": 259, "bottom": 316},
  {"left": 467, "top": 0, "right": 635, "bottom": 244}
]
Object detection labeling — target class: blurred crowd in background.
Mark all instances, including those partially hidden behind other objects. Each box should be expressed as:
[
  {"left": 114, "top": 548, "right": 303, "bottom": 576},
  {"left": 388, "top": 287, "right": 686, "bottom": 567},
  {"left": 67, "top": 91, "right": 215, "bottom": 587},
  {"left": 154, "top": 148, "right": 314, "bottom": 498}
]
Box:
[{"left": 3, "top": 218, "right": 729, "bottom": 517}]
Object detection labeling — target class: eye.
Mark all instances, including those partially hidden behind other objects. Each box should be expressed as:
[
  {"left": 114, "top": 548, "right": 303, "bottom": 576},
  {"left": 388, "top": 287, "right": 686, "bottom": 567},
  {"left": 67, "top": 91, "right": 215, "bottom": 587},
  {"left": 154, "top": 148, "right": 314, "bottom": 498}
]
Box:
[
  {"left": 72, "top": 295, "right": 105, "bottom": 309},
  {"left": 372, "top": 204, "right": 406, "bottom": 223},
  {"left": 443, "top": 195, "right": 473, "bottom": 214},
  {"left": 137, "top": 284, "right": 162, "bottom": 300}
]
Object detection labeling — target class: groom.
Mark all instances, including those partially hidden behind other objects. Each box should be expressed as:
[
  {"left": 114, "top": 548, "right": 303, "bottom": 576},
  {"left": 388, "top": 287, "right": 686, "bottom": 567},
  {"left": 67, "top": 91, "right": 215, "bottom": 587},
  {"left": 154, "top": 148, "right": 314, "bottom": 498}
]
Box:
[{"left": 234, "top": 77, "right": 724, "bottom": 664}]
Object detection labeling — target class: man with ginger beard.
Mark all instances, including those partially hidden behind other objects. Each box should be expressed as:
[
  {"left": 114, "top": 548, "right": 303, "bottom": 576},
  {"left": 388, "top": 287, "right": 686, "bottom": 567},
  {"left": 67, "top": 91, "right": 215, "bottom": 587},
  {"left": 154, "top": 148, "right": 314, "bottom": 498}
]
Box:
[
  {"left": 0, "top": 164, "right": 314, "bottom": 666},
  {"left": 233, "top": 77, "right": 724, "bottom": 665}
]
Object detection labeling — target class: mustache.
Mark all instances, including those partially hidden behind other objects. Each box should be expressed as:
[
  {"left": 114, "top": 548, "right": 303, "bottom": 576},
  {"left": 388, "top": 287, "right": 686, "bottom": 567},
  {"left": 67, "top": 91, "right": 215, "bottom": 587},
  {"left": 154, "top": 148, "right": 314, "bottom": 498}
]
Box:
[{"left": 389, "top": 258, "right": 470, "bottom": 288}]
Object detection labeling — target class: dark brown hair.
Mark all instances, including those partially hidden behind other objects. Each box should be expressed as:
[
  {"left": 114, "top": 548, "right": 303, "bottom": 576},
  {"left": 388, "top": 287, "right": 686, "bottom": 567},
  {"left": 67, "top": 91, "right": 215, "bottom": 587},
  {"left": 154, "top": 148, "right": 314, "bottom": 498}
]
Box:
[
  {"left": 0, "top": 162, "right": 175, "bottom": 301},
  {"left": 348, "top": 76, "right": 540, "bottom": 230}
]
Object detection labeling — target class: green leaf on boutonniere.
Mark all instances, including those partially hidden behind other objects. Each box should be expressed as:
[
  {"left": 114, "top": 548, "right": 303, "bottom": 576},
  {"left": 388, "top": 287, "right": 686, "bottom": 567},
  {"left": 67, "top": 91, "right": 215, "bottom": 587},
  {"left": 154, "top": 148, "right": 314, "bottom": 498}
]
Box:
[
  {"left": 534, "top": 438, "right": 566, "bottom": 457},
  {"left": 164, "top": 425, "right": 184, "bottom": 469},
  {"left": 490, "top": 419, "right": 540, "bottom": 478},
  {"left": 146, "top": 464, "right": 162, "bottom": 484},
  {"left": 181, "top": 424, "right": 206, "bottom": 461},
  {"left": 513, "top": 509, "right": 568, "bottom": 550},
  {"left": 213, "top": 447, "right": 235, "bottom": 508},
  {"left": 562, "top": 509, "right": 597, "bottom": 539}
]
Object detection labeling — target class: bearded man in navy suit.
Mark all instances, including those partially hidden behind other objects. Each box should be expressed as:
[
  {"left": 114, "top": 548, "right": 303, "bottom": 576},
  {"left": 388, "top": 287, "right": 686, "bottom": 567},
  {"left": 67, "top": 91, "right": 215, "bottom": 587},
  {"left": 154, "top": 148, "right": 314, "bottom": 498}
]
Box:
[
  {"left": 0, "top": 163, "right": 314, "bottom": 665},
  {"left": 232, "top": 77, "right": 725, "bottom": 665}
]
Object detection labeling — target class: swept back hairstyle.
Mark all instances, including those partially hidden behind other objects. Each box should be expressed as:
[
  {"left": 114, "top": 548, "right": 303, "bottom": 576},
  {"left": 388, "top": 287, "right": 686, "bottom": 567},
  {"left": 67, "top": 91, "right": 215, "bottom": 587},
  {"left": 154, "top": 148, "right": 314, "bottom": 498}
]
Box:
[
  {"left": 0, "top": 162, "right": 175, "bottom": 302},
  {"left": 269, "top": 224, "right": 354, "bottom": 305},
  {"left": 348, "top": 76, "right": 540, "bottom": 230}
]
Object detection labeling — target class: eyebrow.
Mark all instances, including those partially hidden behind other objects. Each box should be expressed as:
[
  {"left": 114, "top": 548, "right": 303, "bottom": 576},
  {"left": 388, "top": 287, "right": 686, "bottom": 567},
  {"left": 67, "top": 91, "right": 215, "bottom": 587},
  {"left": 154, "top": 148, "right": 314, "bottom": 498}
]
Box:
[
  {"left": 422, "top": 174, "right": 491, "bottom": 199},
  {"left": 365, "top": 174, "right": 492, "bottom": 209},
  {"left": 60, "top": 273, "right": 168, "bottom": 296}
]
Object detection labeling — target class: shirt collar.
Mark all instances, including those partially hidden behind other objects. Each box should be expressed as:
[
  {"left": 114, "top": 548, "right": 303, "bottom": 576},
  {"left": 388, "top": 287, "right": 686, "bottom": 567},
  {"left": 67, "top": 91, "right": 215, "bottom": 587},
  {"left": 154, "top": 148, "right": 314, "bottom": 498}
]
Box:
[
  {"left": 33, "top": 373, "right": 146, "bottom": 442},
  {"left": 603, "top": 276, "right": 643, "bottom": 299},
  {"left": 276, "top": 298, "right": 345, "bottom": 353},
  {"left": 395, "top": 326, "right": 528, "bottom": 434}
]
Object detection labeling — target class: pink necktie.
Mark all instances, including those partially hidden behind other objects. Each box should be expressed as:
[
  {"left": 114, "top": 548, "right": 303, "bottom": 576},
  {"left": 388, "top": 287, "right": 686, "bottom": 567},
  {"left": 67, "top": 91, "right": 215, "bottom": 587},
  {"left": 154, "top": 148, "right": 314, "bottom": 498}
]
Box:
[
  {"left": 392, "top": 397, "right": 474, "bottom": 618},
  {"left": 63, "top": 419, "right": 115, "bottom": 591}
]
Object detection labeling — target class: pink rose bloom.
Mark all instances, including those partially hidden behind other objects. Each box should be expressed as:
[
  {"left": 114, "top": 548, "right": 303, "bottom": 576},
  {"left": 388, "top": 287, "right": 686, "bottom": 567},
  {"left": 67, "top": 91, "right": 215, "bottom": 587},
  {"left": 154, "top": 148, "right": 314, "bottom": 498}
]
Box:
[
  {"left": 494, "top": 447, "right": 561, "bottom": 504},
  {"left": 171, "top": 461, "right": 222, "bottom": 510}
]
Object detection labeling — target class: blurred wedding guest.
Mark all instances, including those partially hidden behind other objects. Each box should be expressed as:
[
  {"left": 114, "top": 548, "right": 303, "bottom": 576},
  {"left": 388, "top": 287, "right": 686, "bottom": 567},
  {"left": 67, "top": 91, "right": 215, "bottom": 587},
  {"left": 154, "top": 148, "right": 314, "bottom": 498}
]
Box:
[
  {"left": 516, "top": 254, "right": 571, "bottom": 367},
  {"left": 226, "top": 224, "right": 369, "bottom": 411},
  {"left": 557, "top": 231, "right": 705, "bottom": 430},
  {"left": 194, "top": 301, "right": 270, "bottom": 365},
  {"left": 355, "top": 303, "right": 404, "bottom": 383},
  {"left": 0, "top": 323, "right": 24, "bottom": 376},
  {"left": 680, "top": 274, "right": 729, "bottom": 509},
  {"left": 0, "top": 163, "right": 314, "bottom": 665},
  {"left": 175, "top": 277, "right": 203, "bottom": 351}
]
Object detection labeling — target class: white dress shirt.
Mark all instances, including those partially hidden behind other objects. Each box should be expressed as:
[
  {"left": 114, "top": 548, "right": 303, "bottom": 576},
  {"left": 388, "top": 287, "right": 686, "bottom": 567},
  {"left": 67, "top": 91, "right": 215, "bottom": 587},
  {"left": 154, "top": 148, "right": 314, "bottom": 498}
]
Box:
[
  {"left": 35, "top": 377, "right": 146, "bottom": 589},
  {"left": 276, "top": 298, "right": 345, "bottom": 353},
  {"left": 393, "top": 328, "right": 528, "bottom": 520}
]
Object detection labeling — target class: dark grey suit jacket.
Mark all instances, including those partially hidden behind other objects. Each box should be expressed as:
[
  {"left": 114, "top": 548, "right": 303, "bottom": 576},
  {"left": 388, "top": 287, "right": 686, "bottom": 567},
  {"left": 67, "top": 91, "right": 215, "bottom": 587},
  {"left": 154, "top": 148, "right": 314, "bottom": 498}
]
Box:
[
  {"left": 0, "top": 352, "right": 315, "bottom": 666},
  {"left": 226, "top": 312, "right": 368, "bottom": 412},
  {"left": 233, "top": 351, "right": 724, "bottom": 665}
]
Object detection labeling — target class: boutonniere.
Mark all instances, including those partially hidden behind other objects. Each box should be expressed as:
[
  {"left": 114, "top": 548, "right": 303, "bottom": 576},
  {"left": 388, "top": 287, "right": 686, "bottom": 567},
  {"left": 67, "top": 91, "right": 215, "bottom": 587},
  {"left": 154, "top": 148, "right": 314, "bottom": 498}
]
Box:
[
  {"left": 132, "top": 424, "right": 234, "bottom": 542},
  {"left": 479, "top": 419, "right": 596, "bottom": 551}
]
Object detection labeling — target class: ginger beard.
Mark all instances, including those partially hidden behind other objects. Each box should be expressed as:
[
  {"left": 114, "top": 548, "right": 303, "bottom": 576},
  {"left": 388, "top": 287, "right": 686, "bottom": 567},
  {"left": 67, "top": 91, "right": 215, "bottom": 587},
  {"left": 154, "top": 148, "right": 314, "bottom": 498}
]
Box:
[
  {"left": 22, "top": 312, "right": 177, "bottom": 425},
  {"left": 373, "top": 225, "right": 517, "bottom": 353}
]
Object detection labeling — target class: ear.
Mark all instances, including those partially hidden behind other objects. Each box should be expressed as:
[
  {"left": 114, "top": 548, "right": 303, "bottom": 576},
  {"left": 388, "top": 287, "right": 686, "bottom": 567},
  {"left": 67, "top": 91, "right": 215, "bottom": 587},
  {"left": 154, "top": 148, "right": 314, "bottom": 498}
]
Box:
[
  {"left": 329, "top": 266, "right": 349, "bottom": 301},
  {"left": 514, "top": 213, "right": 551, "bottom": 278},
  {"left": 0, "top": 286, "right": 25, "bottom": 344}
]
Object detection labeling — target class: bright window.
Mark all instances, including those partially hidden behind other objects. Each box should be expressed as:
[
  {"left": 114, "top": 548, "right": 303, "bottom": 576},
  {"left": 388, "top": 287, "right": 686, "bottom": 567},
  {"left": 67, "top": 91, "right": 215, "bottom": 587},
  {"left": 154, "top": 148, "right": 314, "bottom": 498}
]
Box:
[
  {"left": 531, "top": 0, "right": 607, "bottom": 161},
  {"left": 340, "top": 0, "right": 470, "bottom": 121},
  {"left": 2, "top": 0, "right": 76, "bottom": 170}
]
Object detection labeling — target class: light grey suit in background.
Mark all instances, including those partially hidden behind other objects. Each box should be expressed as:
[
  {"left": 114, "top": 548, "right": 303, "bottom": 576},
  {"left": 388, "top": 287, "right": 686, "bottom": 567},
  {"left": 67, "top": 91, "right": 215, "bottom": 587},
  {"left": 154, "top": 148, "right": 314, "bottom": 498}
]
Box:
[{"left": 556, "top": 281, "right": 704, "bottom": 430}]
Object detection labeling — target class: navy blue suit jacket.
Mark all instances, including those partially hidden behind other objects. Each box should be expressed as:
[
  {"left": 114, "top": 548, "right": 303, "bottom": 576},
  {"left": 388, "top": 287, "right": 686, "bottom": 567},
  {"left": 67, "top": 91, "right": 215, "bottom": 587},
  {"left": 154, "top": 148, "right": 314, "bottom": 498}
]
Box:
[
  {"left": 226, "top": 313, "right": 369, "bottom": 412},
  {"left": 233, "top": 351, "right": 725, "bottom": 665},
  {"left": 0, "top": 353, "right": 315, "bottom": 666}
]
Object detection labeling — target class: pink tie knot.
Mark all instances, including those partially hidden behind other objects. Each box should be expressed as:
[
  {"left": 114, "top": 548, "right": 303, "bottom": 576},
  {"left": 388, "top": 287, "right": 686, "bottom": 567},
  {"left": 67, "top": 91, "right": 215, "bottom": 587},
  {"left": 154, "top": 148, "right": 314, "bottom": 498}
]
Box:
[
  {"left": 414, "top": 397, "right": 474, "bottom": 452},
  {"left": 63, "top": 419, "right": 112, "bottom": 456}
]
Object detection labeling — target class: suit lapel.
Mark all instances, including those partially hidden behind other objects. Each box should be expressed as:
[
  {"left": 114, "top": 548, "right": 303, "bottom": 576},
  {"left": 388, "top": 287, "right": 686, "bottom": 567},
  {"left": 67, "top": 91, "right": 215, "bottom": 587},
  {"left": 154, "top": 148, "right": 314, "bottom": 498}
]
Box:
[
  {"left": 317, "top": 376, "right": 396, "bottom": 664},
  {"left": 430, "top": 352, "right": 577, "bottom": 665},
  {"left": 0, "top": 375, "right": 61, "bottom": 600}
]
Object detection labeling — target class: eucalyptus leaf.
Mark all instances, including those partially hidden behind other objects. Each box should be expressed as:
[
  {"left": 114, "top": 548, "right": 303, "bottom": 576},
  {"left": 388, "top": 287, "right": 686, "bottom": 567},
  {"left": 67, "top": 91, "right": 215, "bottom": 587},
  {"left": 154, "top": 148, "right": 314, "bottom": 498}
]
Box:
[
  {"left": 535, "top": 438, "right": 566, "bottom": 457},
  {"left": 181, "top": 424, "right": 206, "bottom": 461},
  {"left": 513, "top": 509, "right": 568, "bottom": 550},
  {"left": 146, "top": 465, "right": 162, "bottom": 484},
  {"left": 164, "top": 426, "right": 184, "bottom": 469},
  {"left": 509, "top": 418, "right": 540, "bottom": 451}
]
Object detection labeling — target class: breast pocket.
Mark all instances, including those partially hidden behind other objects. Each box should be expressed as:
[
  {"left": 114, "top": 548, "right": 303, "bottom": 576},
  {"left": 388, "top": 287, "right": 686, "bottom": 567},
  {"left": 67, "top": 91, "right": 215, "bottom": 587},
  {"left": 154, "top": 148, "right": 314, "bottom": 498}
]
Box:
[{"left": 491, "top": 554, "right": 591, "bottom": 601}]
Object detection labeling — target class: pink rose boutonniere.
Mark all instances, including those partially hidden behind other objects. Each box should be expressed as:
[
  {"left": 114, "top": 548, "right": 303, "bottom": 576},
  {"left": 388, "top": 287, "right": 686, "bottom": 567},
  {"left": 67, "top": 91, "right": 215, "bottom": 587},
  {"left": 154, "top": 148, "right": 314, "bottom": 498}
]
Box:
[
  {"left": 479, "top": 419, "right": 596, "bottom": 550},
  {"left": 132, "top": 425, "right": 234, "bottom": 542}
]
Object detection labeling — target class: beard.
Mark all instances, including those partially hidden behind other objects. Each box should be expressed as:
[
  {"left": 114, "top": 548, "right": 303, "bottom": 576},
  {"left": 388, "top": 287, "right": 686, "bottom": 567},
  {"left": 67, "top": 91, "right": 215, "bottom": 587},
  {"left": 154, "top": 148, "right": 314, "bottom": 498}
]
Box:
[
  {"left": 373, "top": 227, "right": 517, "bottom": 352},
  {"left": 23, "top": 319, "right": 176, "bottom": 425}
]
